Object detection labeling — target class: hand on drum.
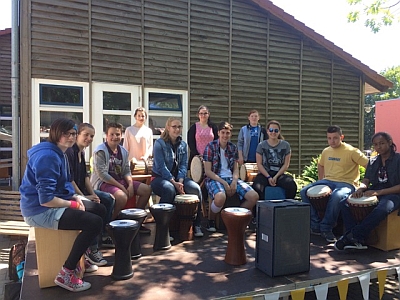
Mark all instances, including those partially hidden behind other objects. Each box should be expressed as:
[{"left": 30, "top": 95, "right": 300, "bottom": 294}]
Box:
[
  {"left": 173, "top": 181, "right": 185, "bottom": 194},
  {"left": 352, "top": 189, "right": 378, "bottom": 199}
]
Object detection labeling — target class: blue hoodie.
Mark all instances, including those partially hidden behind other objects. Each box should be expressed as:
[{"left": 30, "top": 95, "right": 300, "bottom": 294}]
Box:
[{"left": 19, "top": 141, "right": 74, "bottom": 217}]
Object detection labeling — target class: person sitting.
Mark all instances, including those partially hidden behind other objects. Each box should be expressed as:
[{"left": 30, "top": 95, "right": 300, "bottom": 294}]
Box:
[
  {"left": 90, "top": 122, "right": 152, "bottom": 230},
  {"left": 203, "top": 121, "right": 259, "bottom": 232},
  {"left": 335, "top": 132, "right": 400, "bottom": 250},
  {"left": 65, "top": 123, "right": 115, "bottom": 267},
  {"left": 20, "top": 118, "right": 106, "bottom": 292},
  {"left": 252, "top": 120, "right": 297, "bottom": 200},
  {"left": 300, "top": 125, "right": 368, "bottom": 243},
  {"left": 237, "top": 109, "right": 267, "bottom": 165},
  {"left": 151, "top": 117, "right": 204, "bottom": 238}
]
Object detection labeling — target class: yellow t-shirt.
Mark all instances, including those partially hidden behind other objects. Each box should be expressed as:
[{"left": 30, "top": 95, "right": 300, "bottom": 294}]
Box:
[{"left": 319, "top": 142, "right": 369, "bottom": 186}]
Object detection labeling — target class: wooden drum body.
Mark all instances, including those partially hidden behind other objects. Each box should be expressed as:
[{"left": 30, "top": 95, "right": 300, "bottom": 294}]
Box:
[
  {"left": 239, "top": 163, "right": 258, "bottom": 183},
  {"left": 306, "top": 185, "right": 332, "bottom": 220},
  {"left": 174, "top": 194, "right": 199, "bottom": 241},
  {"left": 347, "top": 195, "right": 378, "bottom": 224},
  {"left": 221, "top": 207, "right": 252, "bottom": 266},
  {"left": 190, "top": 155, "right": 205, "bottom": 184}
]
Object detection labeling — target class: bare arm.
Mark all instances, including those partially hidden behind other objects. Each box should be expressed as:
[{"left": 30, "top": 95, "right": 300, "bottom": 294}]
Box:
[{"left": 317, "top": 163, "right": 324, "bottom": 180}]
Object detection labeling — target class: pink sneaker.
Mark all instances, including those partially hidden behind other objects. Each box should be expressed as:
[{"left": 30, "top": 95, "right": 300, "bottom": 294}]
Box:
[{"left": 54, "top": 266, "right": 91, "bottom": 292}]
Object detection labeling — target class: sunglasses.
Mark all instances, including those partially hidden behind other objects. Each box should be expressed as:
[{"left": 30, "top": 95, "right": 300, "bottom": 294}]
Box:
[{"left": 268, "top": 128, "right": 279, "bottom": 133}]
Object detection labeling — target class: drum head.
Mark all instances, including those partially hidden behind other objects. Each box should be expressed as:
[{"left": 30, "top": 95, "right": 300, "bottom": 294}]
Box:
[
  {"left": 307, "top": 185, "right": 331, "bottom": 197},
  {"left": 174, "top": 194, "right": 199, "bottom": 203},
  {"left": 347, "top": 195, "right": 378, "bottom": 206},
  {"left": 151, "top": 203, "right": 175, "bottom": 210},
  {"left": 120, "top": 208, "right": 147, "bottom": 217},
  {"left": 239, "top": 165, "right": 246, "bottom": 180},
  {"left": 224, "top": 207, "right": 250, "bottom": 214},
  {"left": 109, "top": 219, "right": 138, "bottom": 228},
  {"left": 190, "top": 156, "right": 204, "bottom": 183}
]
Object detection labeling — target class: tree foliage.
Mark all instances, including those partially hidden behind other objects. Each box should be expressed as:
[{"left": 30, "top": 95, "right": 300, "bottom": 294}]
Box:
[
  {"left": 347, "top": 0, "right": 400, "bottom": 33},
  {"left": 364, "top": 65, "right": 400, "bottom": 149}
]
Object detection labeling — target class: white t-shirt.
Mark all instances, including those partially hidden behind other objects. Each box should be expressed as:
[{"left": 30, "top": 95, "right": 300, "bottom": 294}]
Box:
[
  {"left": 219, "top": 147, "right": 232, "bottom": 178},
  {"left": 123, "top": 124, "right": 153, "bottom": 161}
]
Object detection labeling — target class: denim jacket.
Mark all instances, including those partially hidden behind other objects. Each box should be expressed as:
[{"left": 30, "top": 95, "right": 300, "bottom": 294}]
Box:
[{"left": 152, "top": 137, "right": 188, "bottom": 181}]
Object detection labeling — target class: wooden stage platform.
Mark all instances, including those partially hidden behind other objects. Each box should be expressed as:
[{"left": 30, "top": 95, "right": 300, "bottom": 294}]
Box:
[{"left": 20, "top": 221, "right": 400, "bottom": 300}]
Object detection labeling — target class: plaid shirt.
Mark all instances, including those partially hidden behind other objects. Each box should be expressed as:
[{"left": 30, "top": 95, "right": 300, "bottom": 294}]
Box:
[{"left": 203, "top": 139, "right": 238, "bottom": 181}]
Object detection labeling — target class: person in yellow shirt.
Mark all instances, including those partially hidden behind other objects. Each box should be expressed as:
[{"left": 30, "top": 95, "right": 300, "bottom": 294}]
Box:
[{"left": 300, "top": 125, "right": 369, "bottom": 243}]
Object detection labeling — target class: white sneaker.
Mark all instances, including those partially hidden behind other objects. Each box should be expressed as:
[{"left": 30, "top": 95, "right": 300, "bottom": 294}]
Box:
[
  {"left": 84, "top": 259, "right": 98, "bottom": 273},
  {"left": 194, "top": 225, "right": 204, "bottom": 237}
]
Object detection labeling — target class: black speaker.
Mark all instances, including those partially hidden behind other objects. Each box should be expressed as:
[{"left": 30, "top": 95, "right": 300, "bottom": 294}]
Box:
[{"left": 255, "top": 199, "right": 310, "bottom": 277}]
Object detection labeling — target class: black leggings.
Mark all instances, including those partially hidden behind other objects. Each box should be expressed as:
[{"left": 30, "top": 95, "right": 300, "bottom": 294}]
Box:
[
  {"left": 58, "top": 201, "right": 106, "bottom": 270},
  {"left": 252, "top": 173, "right": 297, "bottom": 200}
]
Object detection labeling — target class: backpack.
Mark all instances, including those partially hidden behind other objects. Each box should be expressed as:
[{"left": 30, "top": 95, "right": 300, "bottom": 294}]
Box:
[{"left": 8, "top": 241, "right": 26, "bottom": 282}]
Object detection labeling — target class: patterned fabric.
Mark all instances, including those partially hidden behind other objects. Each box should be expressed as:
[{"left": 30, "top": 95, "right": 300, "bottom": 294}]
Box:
[
  {"left": 203, "top": 140, "right": 238, "bottom": 181},
  {"left": 195, "top": 122, "right": 214, "bottom": 156}
]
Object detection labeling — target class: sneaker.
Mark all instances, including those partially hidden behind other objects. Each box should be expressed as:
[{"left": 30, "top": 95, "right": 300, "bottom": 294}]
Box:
[
  {"left": 139, "top": 225, "right": 151, "bottom": 234},
  {"left": 101, "top": 236, "right": 115, "bottom": 248},
  {"left": 84, "top": 259, "right": 98, "bottom": 273},
  {"left": 334, "top": 234, "right": 368, "bottom": 251},
  {"left": 85, "top": 249, "right": 107, "bottom": 267},
  {"left": 321, "top": 231, "right": 337, "bottom": 243},
  {"left": 207, "top": 220, "right": 217, "bottom": 232},
  {"left": 54, "top": 266, "right": 91, "bottom": 292},
  {"left": 310, "top": 228, "right": 321, "bottom": 236},
  {"left": 169, "top": 236, "right": 174, "bottom": 242},
  {"left": 194, "top": 225, "right": 204, "bottom": 237}
]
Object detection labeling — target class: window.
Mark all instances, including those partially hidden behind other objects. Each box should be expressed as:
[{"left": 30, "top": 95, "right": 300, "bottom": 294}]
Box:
[
  {"left": 91, "top": 83, "right": 140, "bottom": 148},
  {"left": 145, "top": 89, "right": 188, "bottom": 142},
  {"left": 32, "top": 79, "right": 89, "bottom": 145}
]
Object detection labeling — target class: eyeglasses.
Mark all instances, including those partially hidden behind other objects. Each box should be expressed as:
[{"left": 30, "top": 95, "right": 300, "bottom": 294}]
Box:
[
  {"left": 63, "top": 131, "right": 77, "bottom": 138},
  {"left": 199, "top": 112, "right": 209, "bottom": 115},
  {"left": 170, "top": 125, "right": 183, "bottom": 130},
  {"left": 268, "top": 128, "right": 279, "bottom": 133}
]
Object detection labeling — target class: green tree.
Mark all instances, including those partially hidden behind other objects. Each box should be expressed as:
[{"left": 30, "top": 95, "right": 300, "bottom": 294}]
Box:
[
  {"left": 364, "top": 65, "right": 400, "bottom": 149},
  {"left": 347, "top": 0, "right": 400, "bottom": 33}
]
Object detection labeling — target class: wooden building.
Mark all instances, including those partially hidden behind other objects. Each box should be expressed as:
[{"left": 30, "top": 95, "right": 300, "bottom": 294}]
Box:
[{"left": 16, "top": 0, "right": 392, "bottom": 175}]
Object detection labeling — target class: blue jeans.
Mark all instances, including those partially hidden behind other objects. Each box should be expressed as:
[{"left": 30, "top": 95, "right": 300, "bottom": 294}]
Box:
[
  {"left": 151, "top": 177, "right": 202, "bottom": 225},
  {"left": 300, "top": 180, "right": 354, "bottom": 232},
  {"left": 94, "top": 190, "right": 115, "bottom": 227},
  {"left": 340, "top": 193, "right": 400, "bottom": 242}
]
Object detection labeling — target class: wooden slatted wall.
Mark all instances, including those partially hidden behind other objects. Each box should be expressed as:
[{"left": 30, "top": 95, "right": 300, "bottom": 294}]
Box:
[
  {"left": 189, "top": 0, "right": 230, "bottom": 125},
  {"left": 91, "top": 0, "right": 142, "bottom": 84},
  {"left": 26, "top": 0, "right": 365, "bottom": 174},
  {"left": 30, "top": 0, "right": 89, "bottom": 80},
  {"left": 0, "top": 33, "right": 11, "bottom": 106},
  {"left": 144, "top": 0, "right": 188, "bottom": 88}
]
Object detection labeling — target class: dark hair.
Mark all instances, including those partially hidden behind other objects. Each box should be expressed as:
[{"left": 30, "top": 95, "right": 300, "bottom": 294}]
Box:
[
  {"left": 48, "top": 118, "right": 76, "bottom": 144},
  {"left": 327, "top": 125, "right": 342, "bottom": 135},
  {"left": 134, "top": 107, "right": 147, "bottom": 118},
  {"left": 266, "top": 120, "right": 284, "bottom": 140},
  {"left": 218, "top": 121, "right": 233, "bottom": 131},
  {"left": 78, "top": 123, "right": 95, "bottom": 134},
  {"left": 372, "top": 132, "right": 397, "bottom": 153},
  {"left": 197, "top": 105, "right": 213, "bottom": 126},
  {"left": 248, "top": 109, "right": 259, "bottom": 116},
  {"left": 106, "top": 122, "right": 123, "bottom": 134}
]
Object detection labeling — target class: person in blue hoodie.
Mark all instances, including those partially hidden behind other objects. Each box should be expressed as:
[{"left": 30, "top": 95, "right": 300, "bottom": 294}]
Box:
[{"left": 20, "top": 118, "right": 106, "bottom": 293}]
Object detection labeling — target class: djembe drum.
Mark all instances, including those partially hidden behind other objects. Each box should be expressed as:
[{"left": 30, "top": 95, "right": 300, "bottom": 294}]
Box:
[
  {"left": 130, "top": 157, "right": 153, "bottom": 176},
  {"left": 306, "top": 185, "right": 332, "bottom": 219},
  {"left": 106, "top": 219, "right": 139, "bottom": 280},
  {"left": 347, "top": 195, "right": 378, "bottom": 224},
  {"left": 150, "top": 203, "right": 176, "bottom": 251},
  {"left": 221, "top": 207, "right": 252, "bottom": 266},
  {"left": 239, "top": 163, "right": 258, "bottom": 183},
  {"left": 174, "top": 194, "right": 200, "bottom": 241},
  {"left": 190, "top": 155, "right": 205, "bottom": 183},
  {"left": 118, "top": 208, "right": 148, "bottom": 259}
]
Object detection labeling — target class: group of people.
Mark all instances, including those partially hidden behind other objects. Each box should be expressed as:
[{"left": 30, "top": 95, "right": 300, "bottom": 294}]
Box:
[{"left": 19, "top": 103, "right": 399, "bottom": 293}]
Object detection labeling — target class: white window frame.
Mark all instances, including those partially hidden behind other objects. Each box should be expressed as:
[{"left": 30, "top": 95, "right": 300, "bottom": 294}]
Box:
[
  {"left": 92, "top": 82, "right": 141, "bottom": 149},
  {"left": 144, "top": 88, "right": 188, "bottom": 143},
  {"left": 32, "top": 78, "right": 89, "bottom": 146}
]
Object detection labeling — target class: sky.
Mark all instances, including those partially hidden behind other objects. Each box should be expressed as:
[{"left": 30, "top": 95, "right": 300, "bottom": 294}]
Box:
[{"left": 1, "top": 0, "right": 399, "bottom": 73}]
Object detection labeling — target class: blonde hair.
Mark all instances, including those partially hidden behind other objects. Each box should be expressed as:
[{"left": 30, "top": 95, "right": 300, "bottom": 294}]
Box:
[{"left": 161, "top": 117, "right": 182, "bottom": 142}]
